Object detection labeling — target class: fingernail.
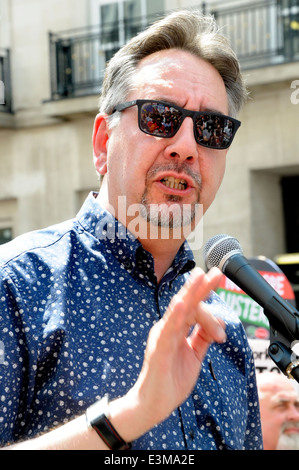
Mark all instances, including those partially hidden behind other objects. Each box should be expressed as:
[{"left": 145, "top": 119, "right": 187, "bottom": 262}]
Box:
[
  {"left": 216, "top": 325, "right": 227, "bottom": 343},
  {"left": 190, "top": 266, "right": 203, "bottom": 279},
  {"left": 206, "top": 267, "right": 221, "bottom": 280}
]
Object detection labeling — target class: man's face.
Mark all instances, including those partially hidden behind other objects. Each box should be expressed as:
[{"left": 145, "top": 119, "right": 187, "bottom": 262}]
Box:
[
  {"left": 258, "top": 375, "right": 299, "bottom": 450},
  {"left": 97, "top": 49, "right": 229, "bottom": 235}
]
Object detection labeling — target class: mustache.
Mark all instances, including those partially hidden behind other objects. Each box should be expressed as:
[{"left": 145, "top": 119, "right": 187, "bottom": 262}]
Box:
[
  {"left": 146, "top": 163, "right": 202, "bottom": 189},
  {"left": 281, "top": 421, "right": 299, "bottom": 433}
]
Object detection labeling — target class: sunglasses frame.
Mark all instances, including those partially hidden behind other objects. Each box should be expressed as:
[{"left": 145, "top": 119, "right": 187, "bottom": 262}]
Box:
[{"left": 112, "top": 99, "right": 241, "bottom": 150}]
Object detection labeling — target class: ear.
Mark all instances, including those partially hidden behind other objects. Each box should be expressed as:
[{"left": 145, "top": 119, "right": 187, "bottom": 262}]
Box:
[{"left": 92, "top": 113, "right": 109, "bottom": 175}]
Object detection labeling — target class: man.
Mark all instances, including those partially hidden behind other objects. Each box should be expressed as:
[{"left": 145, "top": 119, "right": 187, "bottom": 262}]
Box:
[
  {"left": 0, "top": 10, "right": 262, "bottom": 450},
  {"left": 257, "top": 372, "right": 299, "bottom": 450}
]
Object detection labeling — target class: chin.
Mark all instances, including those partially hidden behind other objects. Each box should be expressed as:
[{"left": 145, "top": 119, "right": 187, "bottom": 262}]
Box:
[{"left": 276, "top": 433, "right": 299, "bottom": 450}]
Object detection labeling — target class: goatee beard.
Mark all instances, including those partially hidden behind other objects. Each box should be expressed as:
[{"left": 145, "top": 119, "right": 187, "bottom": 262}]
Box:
[{"left": 140, "top": 163, "right": 202, "bottom": 228}]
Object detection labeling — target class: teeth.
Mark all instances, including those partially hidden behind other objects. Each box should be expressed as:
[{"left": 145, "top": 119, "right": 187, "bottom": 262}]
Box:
[{"left": 161, "top": 176, "right": 187, "bottom": 190}]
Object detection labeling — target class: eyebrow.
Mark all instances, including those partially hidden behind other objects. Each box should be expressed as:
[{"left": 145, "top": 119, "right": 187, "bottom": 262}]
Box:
[{"left": 273, "top": 398, "right": 299, "bottom": 407}]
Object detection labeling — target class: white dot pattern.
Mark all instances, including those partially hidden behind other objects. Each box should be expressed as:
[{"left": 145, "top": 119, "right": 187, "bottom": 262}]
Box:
[{"left": 0, "top": 193, "right": 263, "bottom": 449}]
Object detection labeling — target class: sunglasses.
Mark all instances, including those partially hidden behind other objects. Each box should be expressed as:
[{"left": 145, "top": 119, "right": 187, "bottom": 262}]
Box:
[{"left": 112, "top": 99, "right": 241, "bottom": 150}]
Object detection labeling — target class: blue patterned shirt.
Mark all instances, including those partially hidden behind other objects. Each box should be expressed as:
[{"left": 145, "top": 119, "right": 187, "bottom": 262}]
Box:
[{"left": 0, "top": 193, "right": 263, "bottom": 449}]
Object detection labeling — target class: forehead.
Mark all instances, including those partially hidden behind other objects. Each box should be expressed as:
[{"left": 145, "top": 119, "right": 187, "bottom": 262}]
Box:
[
  {"left": 273, "top": 388, "right": 298, "bottom": 401},
  {"left": 260, "top": 381, "right": 298, "bottom": 403},
  {"left": 129, "top": 49, "right": 228, "bottom": 112}
]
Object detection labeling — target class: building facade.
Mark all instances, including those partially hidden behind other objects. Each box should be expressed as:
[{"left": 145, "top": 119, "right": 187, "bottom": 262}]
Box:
[{"left": 0, "top": 0, "right": 299, "bottom": 300}]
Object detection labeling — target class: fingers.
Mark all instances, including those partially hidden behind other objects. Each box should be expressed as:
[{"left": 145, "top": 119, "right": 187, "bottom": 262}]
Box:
[
  {"left": 171, "top": 267, "right": 221, "bottom": 327},
  {"left": 186, "top": 324, "right": 211, "bottom": 363},
  {"left": 184, "top": 303, "right": 226, "bottom": 366},
  {"left": 183, "top": 266, "right": 223, "bottom": 306},
  {"left": 133, "top": 267, "right": 226, "bottom": 426},
  {"left": 164, "top": 266, "right": 226, "bottom": 345},
  {"left": 186, "top": 302, "right": 226, "bottom": 363}
]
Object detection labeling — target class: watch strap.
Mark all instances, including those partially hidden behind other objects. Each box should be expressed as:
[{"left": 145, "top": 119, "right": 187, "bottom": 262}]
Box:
[{"left": 86, "top": 395, "right": 131, "bottom": 450}]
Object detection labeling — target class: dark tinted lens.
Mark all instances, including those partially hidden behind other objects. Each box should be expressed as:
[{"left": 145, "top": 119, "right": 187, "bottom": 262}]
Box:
[
  {"left": 139, "top": 102, "right": 182, "bottom": 137},
  {"left": 195, "top": 114, "right": 235, "bottom": 149}
]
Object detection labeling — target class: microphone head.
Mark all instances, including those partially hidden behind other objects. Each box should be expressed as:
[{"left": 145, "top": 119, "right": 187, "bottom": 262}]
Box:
[{"left": 204, "top": 234, "right": 243, "bottom": 271}]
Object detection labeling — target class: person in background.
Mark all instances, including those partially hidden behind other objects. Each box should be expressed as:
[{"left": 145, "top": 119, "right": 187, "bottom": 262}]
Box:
[{"left": 257, "top": 372, "right": 299, "bottom": 450}]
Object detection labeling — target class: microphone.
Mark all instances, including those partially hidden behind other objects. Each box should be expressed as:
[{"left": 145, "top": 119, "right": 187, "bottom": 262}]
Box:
[{"left": 204, "top": 234, "right": 299, "bottom": 379}]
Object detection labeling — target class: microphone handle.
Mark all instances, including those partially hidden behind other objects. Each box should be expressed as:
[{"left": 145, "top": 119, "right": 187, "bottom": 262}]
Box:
[{"left": 223, "top": 254, "right": 299, "bottom": 342}]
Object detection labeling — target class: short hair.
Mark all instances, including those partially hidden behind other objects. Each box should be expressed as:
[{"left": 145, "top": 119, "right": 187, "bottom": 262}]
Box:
[{"left": 99, "top": 9, "right": 248, "bottom": 122}]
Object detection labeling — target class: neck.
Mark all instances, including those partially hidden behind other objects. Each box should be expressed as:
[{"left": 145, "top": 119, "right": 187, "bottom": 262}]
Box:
[
  {"left": 138, "top": 236, "right": 184, "bottom": 283},
  {"left": 96, "top": 184, "right": 187, "bottom": 283}
]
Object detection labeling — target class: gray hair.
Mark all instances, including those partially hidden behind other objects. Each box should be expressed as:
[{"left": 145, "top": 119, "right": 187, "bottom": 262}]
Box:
[{"left": 99, "top": 9, "right": 247, "bottom": 122}]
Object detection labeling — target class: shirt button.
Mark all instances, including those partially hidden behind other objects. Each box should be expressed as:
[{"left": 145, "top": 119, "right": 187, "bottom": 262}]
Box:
[{"left": 189, "top": 430, "right": 195, "bottom": 440}]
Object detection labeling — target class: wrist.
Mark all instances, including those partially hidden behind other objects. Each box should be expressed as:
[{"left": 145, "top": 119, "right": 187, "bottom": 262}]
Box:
[
  {"left": 86, "top": 395, "right": 131, "bottom": 450},
  {"left": 107, "top": 389, "right": 152, "bottom": 444}
]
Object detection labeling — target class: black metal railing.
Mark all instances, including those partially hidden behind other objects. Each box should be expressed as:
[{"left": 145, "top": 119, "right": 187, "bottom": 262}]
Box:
[
  {"left": 49, "top": 0, "right": 299, "bottom": 100},
  {"left": 212, "top": 0, "right": 299, "bottom": 68},
  {"left": 0, "top": 48, "right": 12, "bottom": 113},
  {"left": 49, "top": 14, "right": 156, "bottom": 100}
]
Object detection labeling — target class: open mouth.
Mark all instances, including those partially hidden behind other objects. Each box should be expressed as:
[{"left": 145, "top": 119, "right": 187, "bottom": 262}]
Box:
[{"left": 160, "top": 176, "right": 188, "bottom": 190}]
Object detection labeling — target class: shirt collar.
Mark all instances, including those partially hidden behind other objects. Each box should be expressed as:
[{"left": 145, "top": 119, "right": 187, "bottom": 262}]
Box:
[{"left": 77, "top": 192, "right": 196, "bottom": 281}]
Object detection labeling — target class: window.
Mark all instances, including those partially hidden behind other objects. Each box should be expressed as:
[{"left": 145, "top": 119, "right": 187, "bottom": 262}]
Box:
[
  {"left": 0, "top": 227, "right": 12, "bottom": 245},
  {"left": 51, "top": 0, "right": 164, "bottom": 98},
  {"left": 99, "top": 0, "right": 163, "bottom": 61}
]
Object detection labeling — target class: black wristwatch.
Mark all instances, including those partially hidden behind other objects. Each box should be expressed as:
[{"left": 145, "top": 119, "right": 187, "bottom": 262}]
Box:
[{"left": 85, "top": 395, "right": 132, "bottom": 450}]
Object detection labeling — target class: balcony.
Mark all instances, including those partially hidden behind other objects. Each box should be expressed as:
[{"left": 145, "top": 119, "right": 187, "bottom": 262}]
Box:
[
  {"left": 46, "top": 0, "right": 299, "bottom": 109},
  {"left": 212, "top": 0, "right": 299, "bottom": 69},
  {"left": 47, "top": 13, "right": 156, "bottom": 103},
  {"left": 0, "top": 48, "right": 12, "bottom": 114}
]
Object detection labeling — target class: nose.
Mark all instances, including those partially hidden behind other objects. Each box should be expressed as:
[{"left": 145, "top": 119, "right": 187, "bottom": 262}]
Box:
[
  {"left": 288, "top": 403, "right": 299, "bottom": 421},
  {"left": 163, "top": 116, "right": 199, "bottom": 164}
]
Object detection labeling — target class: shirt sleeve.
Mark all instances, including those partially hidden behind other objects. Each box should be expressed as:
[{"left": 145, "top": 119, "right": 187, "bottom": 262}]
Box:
[{"left": 0, "top": 266, "right": 35, "bottom": 446}]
